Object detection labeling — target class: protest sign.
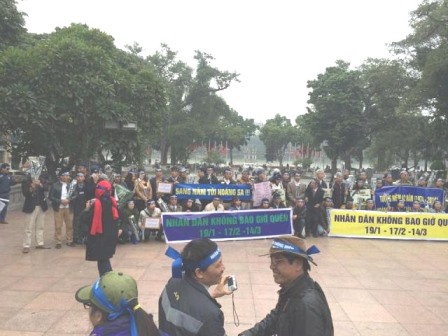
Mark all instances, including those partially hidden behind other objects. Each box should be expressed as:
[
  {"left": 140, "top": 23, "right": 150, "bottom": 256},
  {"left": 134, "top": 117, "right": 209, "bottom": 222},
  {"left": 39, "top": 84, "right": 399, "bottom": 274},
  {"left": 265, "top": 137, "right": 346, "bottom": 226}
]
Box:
[
  {"left": 162, "top": 208, "right": 293, "bottom": 243},
  {"left": 374, "top": 186, "right": 444, "bottom": 211},
  {"left": 253, "top": 181, "right": 272, "bottom": 207},
  {"left": 174, "top": 183, "right": 251, "bottom": 201},
  {"left": 330, "top": 209, "right": 448, "bottom": 240}
]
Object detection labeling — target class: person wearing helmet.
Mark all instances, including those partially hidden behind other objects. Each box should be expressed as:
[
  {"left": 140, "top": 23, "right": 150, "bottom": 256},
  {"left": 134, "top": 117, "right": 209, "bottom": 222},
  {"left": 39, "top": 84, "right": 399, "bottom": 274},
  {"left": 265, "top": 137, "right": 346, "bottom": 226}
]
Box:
[{"left": 76, "top": 271, "right": 159, "bottom": 336}]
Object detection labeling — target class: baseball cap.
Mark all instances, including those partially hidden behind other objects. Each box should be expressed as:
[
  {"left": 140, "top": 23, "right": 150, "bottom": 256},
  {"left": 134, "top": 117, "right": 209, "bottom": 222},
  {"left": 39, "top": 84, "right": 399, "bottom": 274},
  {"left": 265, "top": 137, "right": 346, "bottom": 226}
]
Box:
[
  {"left": 76, "top": 172, "right": 85, "bottom": 177},
  {"left": 75, "top": 271, "right": 138, "bottom": 314},
  {"left": 147, "top": 199, "right": 155, "bottom": 205},
  {"left": 261, "top": 236, "right": 320, "bottom": 266}
]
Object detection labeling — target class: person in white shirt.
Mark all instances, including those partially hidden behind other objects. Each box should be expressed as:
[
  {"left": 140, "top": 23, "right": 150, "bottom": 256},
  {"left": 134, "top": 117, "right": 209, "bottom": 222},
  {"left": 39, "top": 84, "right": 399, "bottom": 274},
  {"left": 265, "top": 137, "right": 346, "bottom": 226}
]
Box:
[
  {"left": 49, "top": 170, "right": 74, "bottom": 249},
  {"left": 139, "top": 199, "right": 163, "bottom": 242},
  {"left": 204, "top": 197, "right": 225, "bottom": 212}
]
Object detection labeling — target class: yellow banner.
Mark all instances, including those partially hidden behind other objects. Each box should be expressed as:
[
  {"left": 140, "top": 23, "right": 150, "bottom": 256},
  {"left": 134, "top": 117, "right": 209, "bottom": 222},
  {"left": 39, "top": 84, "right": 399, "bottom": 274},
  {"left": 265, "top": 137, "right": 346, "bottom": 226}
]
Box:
[{"left": 330, "top": 209, "right": 448, "bottom": 240}]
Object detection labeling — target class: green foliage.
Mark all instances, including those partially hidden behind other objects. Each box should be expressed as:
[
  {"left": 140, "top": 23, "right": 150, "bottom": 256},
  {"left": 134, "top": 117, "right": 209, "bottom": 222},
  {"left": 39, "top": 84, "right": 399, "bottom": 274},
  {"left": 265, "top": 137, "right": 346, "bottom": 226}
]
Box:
[
  {"left": 430, "top": 160, "right": 446, "bottom": 171},
  {"left": 305, "top": 60, "right": 365, "bottom": 169},
  {"left": 294, "top": 157, "right": 313, "bottom": 170},
  {"left": 259, "top": 114, "right": 294, "bottom": 166},
  {"left": 392, "top": 0, "right": 448, "bottom": 119},
  {"left": 203, "top": 149, "right": 225, "bottom": 165},
  {"left": 0, "top": 24, "right": 165, "bottom": 175},
  {"left": 147, "top": 45, "right": 241, "bottom": 165},
  {"left": 0, "top": 0, "right": 27, "bottom": 50}
]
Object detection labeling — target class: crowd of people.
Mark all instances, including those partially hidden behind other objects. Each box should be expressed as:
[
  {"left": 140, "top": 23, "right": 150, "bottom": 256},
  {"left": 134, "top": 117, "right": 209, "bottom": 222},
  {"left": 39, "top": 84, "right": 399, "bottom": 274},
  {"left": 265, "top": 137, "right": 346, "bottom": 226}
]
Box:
[
  {"left": 5, "top": 161, "right": 446, "bottom": 257},
  {"left": 14, "top": 160, "right": 448, "bottom": 335}
]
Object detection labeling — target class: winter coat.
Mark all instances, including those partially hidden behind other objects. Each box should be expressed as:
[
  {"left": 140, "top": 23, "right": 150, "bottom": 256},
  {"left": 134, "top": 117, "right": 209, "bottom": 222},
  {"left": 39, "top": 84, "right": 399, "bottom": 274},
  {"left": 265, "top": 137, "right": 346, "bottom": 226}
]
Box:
[
  {"left": 82, "top": 198, "right": 118, "bottom": 261},
  {"left": 239, "top": 273, "right": 333, "bottom": 336}
]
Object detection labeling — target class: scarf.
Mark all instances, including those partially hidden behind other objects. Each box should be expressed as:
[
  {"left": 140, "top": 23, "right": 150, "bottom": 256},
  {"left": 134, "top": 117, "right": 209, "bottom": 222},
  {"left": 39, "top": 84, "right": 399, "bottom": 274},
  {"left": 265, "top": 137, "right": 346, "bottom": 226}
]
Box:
[{"left": 91, "top": 180, "right": 119, "bottom": 235}]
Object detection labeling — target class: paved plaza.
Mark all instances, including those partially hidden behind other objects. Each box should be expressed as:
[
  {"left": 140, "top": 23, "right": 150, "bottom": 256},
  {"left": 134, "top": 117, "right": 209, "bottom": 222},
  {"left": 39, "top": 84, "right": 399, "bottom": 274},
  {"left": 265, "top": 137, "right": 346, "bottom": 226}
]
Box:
[{"left": 0, "top": 209, "right": 447, "bottom": 335}]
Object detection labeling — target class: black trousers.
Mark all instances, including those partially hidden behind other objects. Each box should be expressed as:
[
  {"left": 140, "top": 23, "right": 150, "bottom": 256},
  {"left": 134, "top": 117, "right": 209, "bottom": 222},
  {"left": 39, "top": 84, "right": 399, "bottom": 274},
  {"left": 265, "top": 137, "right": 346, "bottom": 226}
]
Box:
[{"left": 97, "top": 259, "right": 112, "bottom": 277}]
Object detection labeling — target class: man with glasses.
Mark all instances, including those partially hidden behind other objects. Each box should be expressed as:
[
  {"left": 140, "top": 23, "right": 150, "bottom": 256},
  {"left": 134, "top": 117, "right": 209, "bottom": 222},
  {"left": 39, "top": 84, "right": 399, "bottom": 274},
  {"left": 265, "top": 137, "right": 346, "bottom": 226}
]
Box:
[
  {"left": 239, "top": 235, "right": 333, "bottom": 336},
  {"left": 0, "top": 163, "right": 16, "bottom": 224}
]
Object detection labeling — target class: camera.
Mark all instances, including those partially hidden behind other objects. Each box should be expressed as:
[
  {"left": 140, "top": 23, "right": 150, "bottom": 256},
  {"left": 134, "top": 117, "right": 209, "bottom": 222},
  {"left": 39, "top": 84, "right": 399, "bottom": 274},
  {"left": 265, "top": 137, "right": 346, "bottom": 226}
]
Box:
[{"left": 227, "top": 275, "right": 238, "bottom": 291}]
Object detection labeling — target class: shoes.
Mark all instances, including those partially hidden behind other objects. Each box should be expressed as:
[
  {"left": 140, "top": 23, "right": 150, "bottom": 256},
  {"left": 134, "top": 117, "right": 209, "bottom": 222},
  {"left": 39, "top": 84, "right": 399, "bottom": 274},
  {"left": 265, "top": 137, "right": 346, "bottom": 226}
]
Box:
[
  {"left": 66, "top": 242, "right": 76, "bottom": 247},
  {"left": 55, "top": 243, "right": 62, "bottom": 249},
  {"left": 0, "top": 220, "right": 8, "bottom": 224},
  {"left": 22, "top": 247, "right": 30, "bottom": 253},
  {"left": 155, "top": 236, "right": 165, "bottom": 242},
  {"left": 36, "top": 245, "right": 51, "bottom": 249}
]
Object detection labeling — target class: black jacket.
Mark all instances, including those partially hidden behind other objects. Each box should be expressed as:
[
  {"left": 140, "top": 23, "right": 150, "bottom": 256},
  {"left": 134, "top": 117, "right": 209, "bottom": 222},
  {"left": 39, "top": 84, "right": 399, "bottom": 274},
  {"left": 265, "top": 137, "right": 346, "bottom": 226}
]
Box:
[
  {"left": 239, "top": 273, "right": 333, "bottom": 336},
  {"left": 49, "top": 181, "right": 71, "bottom": 212},
  {"left": 81, "top": 198, "right": 118, "bottom": 261},
  {"left": 198, "top": 175, "right": 219, "bottom": 184},
  {"left": 159, "top": 276, "right": 225, "bottom": 336},
  {"left": 71, "top": 183, "right": 87, "bottom": 214},
  {"left": 21, "top": 179, "right": 48, "bottom": 213},
  {"left": 305, "top": 187, "right": 324, "bottom": 209},
  {"left": 331, "top": 181, "right": 346, "bottom": 209}
]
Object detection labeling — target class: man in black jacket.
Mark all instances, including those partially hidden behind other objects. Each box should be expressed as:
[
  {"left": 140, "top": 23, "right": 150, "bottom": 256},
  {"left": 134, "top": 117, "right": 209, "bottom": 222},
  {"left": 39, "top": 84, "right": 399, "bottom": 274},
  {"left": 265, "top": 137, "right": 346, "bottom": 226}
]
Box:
[
  {"left": 21, "top": 175, "right": 50, "bottom": 253},
  {"left": 159, "top": 238, "right": 234, "bottom": 336},
  {"left": 239, "top": 236, "right": 333, "bottom": 336}
]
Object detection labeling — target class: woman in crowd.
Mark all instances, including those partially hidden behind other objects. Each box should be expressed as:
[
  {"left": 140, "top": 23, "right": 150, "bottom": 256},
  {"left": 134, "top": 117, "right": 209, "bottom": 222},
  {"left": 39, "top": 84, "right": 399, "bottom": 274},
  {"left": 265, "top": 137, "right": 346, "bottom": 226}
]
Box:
[
  {"left": 82, "top": 180, "right": 119, "bottom": 276},
  {"left": 134, "top": 170, "right": 152, "bottom": 212},
  {"left": 431, "top": 200, "right": 445, "bottom": 213}
]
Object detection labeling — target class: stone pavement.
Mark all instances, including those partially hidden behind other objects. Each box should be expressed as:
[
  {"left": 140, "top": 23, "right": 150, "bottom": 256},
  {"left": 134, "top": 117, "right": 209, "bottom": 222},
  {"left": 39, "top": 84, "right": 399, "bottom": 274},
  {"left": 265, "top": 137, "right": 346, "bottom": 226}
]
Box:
[{"left": 0, "top": 209, "right": 447, "bottom": 336}]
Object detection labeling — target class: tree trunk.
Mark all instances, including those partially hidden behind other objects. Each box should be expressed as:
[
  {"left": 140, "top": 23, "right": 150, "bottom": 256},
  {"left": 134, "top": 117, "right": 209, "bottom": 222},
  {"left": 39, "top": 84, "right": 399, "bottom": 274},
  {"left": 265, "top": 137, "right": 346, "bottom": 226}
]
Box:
[
  {"left": 160, "top": 143, "right": 169, "bottom": 165},
  {"left": 229, "top": 147, "right": 233, "bottom": 166},
  {"left": 331, "top": 157, "right": 338, "bottom": 173},
  {"left": 358, "top": 151, "right": 363, "bottom": 170},
  {"left": 377, "top": 153, "right": 387, "bottom": 172},
  {"left": 342, "top": 154, "right": 352, "bottom": 171},
  {"left": 403, "top": 150, "right": 409, "bottom": 170},
  {"left": 170, "top": 147, "right": 178, "bottom": 166}
]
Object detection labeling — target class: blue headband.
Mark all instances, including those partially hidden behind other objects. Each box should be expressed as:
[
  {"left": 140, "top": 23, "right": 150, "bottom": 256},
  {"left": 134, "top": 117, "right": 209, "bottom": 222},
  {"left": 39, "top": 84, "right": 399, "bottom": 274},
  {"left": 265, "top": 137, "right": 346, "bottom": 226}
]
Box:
[
  {"left": 91, "top": 279, "right": 138, "bottom": 336},
  {"left": 271, "top": 239, "right": 320, "bottom": 259},
  {"left": 165, "top": 246, "right": 222, "bottom": 278}
]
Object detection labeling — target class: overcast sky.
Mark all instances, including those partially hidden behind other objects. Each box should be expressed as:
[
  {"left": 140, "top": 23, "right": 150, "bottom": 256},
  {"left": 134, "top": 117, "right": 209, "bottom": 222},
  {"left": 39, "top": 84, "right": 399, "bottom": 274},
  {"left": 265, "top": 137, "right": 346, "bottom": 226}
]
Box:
[{"left": 17, "top": 0, "right": 422, "bottom": 124}]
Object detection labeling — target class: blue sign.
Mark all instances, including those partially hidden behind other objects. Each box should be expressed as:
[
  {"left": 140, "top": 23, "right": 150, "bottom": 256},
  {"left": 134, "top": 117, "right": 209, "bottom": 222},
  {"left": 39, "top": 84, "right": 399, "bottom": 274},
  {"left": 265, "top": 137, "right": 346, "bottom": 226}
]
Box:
[
  {"left": 174, "top": 183, "right": 252, "bottom": 201},
  {"left": 374, "top": 186, "right": 444, "bottom": 211},
  {"left": 161, "top": 208, "right": 293, "bottom": 243}
]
